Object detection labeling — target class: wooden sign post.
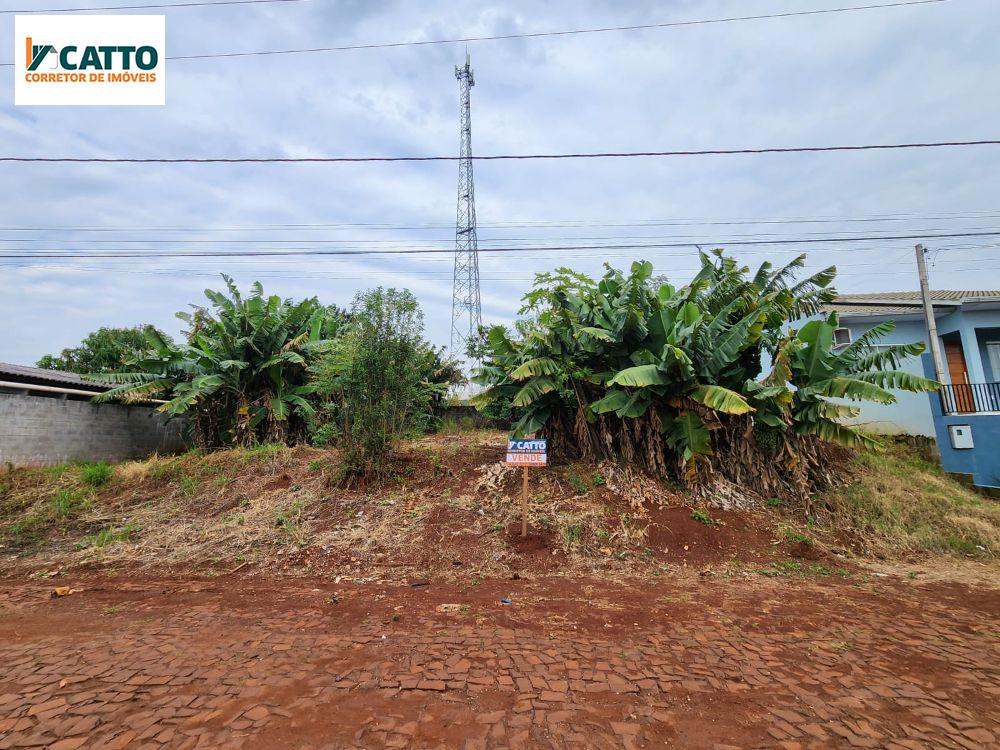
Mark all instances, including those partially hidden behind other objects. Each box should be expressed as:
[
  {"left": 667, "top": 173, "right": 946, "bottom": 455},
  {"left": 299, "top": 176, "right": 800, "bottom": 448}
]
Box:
[{"left": 505, "top": 438, "right": 547, "bottom": 537}]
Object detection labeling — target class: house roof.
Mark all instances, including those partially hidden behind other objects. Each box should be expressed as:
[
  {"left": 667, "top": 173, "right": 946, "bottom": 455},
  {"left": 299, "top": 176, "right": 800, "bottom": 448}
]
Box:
[
  {"left": 0, "top": 362, "right": 111, "bottom": 391},
  {"left": 823, "top": 290, "right": 1000, "bottom": 317}
]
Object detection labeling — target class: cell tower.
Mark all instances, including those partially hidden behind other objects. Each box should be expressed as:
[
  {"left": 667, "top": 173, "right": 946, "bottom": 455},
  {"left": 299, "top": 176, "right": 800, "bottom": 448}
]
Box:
[{"left": 450, "top": 50, "right": 482, "bottom": 359}]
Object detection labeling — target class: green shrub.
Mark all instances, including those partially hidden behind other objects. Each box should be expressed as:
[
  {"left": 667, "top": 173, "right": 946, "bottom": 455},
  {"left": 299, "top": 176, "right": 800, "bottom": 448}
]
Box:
[
  {"left": 80, "top": 462, "right": 112, "bottom": 487},
  {"left": 691, "top": 508, "right": 716, "bottom": 526},
  {"left": 310, "top": 288, "right": 459, "bottom": 478}
]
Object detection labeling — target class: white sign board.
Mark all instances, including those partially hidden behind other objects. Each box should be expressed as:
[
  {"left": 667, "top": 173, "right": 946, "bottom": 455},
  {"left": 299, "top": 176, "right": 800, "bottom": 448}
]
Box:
[{"left": 506, "top": 438, "right": 547, "bottom": 467}]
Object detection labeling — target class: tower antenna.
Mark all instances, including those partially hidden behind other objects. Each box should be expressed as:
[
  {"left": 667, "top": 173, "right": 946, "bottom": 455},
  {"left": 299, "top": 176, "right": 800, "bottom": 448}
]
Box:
[{"left": 450, "top": 50, "right": 482, "bottom": 360}]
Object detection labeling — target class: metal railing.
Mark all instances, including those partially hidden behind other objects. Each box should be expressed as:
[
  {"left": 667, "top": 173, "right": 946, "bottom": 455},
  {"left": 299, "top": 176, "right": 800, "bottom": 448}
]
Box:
[{"left": 939, "top": 382, "right": 1000, "bottom": 415}]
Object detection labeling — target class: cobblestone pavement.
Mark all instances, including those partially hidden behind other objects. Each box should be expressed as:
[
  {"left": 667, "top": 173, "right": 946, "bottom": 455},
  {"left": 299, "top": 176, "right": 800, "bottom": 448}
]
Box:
[{"left": 0, "top": 574, "right": 997, "bottom": 749}]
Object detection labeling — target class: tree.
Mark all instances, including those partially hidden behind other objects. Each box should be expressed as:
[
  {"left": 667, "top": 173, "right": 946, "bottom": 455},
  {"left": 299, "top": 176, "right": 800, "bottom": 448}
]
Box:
[
  {"left": 36, "top": 326, "right": 169, "bottom": 374},
  {"left": 472, "top": 251, "right": 938, "bottom": 502},
  {"left": 309, "top": 288, "right": 459, "bottom": 478},
  {"left": 93, "top": 276, "right": 337, "bottom": 448}
]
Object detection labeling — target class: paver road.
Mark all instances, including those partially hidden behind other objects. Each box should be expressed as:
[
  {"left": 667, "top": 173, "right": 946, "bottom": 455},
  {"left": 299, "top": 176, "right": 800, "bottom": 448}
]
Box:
[{"left": 0, "top": 574, "right": 997, "bottom": 749}]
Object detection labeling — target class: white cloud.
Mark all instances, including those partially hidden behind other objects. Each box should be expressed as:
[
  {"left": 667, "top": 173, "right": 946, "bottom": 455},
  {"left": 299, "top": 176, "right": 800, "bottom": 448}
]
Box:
[{"left": 1, "top": 0, "right": 999, "bottom": 364}]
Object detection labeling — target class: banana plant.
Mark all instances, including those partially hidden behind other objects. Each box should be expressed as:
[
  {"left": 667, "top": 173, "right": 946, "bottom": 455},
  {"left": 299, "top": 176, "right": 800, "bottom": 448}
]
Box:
[
  {"left": 786, "top": 314, "right": 938, "bottom": 448},
  {"left": 474, "top": 251, "right": 937, "bottom": 477},
  {"left": 92, "top": 275, "right": 341, "bottom": 447}
]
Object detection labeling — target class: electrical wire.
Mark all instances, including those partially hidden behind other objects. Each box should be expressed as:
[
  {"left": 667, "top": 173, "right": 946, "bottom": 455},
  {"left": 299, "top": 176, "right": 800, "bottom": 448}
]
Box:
[
  {"left": 0, "top": 1, "right": 948, "bottom": 66},
  {"left": 3, "top": 210, "right": 1000, "bottom": 233},
  {"left": 4, "top": 230, "right": 1000, "bottom": 260},
  {"left": 3, "top": 139, "right": 997, "bottom": 163},
  {"left": 6, "top": 225, "right": 1000, "bottom": 247}
]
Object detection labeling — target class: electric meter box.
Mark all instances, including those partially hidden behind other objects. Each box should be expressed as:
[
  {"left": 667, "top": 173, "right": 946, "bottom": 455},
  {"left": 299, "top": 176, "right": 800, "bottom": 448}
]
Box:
[{"left": 947, "top": 424, "right": 974, "bottom": 450}]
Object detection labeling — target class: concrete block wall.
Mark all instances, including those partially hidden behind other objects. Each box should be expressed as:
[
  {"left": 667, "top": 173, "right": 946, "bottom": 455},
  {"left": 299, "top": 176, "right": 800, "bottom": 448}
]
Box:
[{"left": 0, "top": 393, "right": 187, "bottom": 467}]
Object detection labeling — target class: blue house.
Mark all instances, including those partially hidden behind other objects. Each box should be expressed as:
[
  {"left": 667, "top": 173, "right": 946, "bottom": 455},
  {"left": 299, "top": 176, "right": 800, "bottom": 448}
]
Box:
[
  {"left": 817, "top": 291, "right": 1000, "bottom": 490},
  {"left": 820, "top": 291, "right": 1000, "bottom": 437}
]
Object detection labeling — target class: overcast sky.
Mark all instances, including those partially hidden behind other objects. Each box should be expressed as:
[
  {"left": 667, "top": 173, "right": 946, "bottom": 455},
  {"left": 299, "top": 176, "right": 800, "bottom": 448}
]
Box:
[{"left": 1, "top": 0, "right": 998, "bottom": 366}]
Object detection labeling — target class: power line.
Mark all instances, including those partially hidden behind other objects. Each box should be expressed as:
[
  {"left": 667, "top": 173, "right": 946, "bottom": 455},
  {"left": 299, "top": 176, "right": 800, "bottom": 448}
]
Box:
[
  {"left": 6, "top": 225, "right": 1000, "bottom": 245},
  {"left": 2, "top": 139, "right": 997, "bottom": 164},
  {"left": 2, "top": 210, "right": 1000, "bottom": 233},
  {"left": 4, "top": 261, "right": 996, "bottom": 283},
  {"left": 1, "top": 0, "right": 312, "bottom": 13},
  {"left": 4, "top": 230, "right": 1000, "bottom": 260},
  {"left": 0, "top": 1, "right": 947, "bottom": 67}
]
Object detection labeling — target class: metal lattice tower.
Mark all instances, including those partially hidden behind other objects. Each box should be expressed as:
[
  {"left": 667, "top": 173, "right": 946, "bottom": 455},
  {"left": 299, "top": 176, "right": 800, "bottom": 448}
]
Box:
[{"left": 450, "top": 51, "right": 482, "bottom": 358}]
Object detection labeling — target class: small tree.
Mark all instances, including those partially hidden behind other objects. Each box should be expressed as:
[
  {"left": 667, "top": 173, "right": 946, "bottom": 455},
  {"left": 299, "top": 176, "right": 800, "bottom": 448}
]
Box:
[
  {"left": 310, "top": 288, "right": 443, "bottom": 478},
  {"left": 37, "top": 326, "right": 169, "bottom": 374}
]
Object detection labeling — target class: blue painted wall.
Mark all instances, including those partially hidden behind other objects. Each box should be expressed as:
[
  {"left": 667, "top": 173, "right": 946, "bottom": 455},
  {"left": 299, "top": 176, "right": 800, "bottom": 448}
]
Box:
[
  {"left": 836, "top": 318, "right": 934, "bottom": 436},
  {"left": 924, "top": 354, "right": 1000, "bottom": 490},
  {"left": 775, "top": 308, "right": 1000, "bottom": 437}
]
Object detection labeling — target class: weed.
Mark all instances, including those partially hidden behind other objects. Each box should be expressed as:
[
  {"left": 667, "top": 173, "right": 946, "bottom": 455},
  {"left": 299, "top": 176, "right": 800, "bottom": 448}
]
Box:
[
  {"left": 566, "top": 471, "right": 588, "bottom": 495},
  {"left": 246, "top": 442, "right": 286, "bottom": 459},
  {"left": 5, "top": 514, "right": 46, "bottom": 548},
  {"left": 275, "top": 501, "right": 307, "bottom": 546},
  {"left": 80, "top": 462, "right": 113, "bottom": 487},
  {"left": 783, "top": 528, "right": 812, "bottom": 545},
  {"left": 178, "top": 475, "right": 199, "bottom": 497},
  {"left": 756, "top": 560, "right": 838, "bottom": 578},
  {"left": 561, "top": 524, "right": 583, "bottom": 546},
  {"left": 307, "top": 459, "right": 325, "bottom": 473},
  {"left": 83, "top": 523, "right": 138, "bottom": 549},
  {"left": 691, "top": 508, "right": 716, "bottom": 526},
  {"left": 43, "top": 464, "right": 71, "bottom": 481},
  {"left": 592, "top": 472, "right": 606, "bottom": 487},
  {"left": 51, "top": 488, "right": 90, "bottom": 517},
  {"left": 766, "top": 497, "right": 783, "bottom": 508}
]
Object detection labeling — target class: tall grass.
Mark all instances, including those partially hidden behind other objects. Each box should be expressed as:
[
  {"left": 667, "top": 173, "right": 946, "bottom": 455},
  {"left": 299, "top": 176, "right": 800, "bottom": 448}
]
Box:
[{"left": 821, "top": 441, "right": 999, "bottom": 557}]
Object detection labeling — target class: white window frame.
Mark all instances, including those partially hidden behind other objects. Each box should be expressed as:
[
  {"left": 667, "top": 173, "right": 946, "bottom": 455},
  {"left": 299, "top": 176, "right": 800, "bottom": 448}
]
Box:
[{"left": 833, "top": 327, "right": 852, "bottom": 348}]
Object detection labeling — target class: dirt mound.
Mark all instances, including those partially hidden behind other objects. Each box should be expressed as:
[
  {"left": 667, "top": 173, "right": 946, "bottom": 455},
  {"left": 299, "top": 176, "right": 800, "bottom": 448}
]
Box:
[{"left": 4, "top": 431, "right": 993, "bottom": 582}]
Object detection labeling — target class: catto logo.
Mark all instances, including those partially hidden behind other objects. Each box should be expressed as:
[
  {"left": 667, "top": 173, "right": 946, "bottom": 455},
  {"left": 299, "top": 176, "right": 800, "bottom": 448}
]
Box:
[{"left": 15, "top": 15, "right": 165, "bottom": 106}]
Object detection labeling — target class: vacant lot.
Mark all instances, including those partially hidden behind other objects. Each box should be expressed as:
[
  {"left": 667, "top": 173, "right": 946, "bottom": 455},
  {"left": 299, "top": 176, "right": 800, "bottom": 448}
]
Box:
[{"left": 1, "top": 432, "right": 998, "bottom": 748}]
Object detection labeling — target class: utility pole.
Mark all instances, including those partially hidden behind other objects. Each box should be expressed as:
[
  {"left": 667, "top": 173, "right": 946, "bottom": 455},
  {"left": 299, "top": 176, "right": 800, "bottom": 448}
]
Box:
[
  {"left": 450, "top": 50, "right": 483, "bottom": 360},
  {"left": 915, "top": 243, "right": 947, "bottom": 383}
]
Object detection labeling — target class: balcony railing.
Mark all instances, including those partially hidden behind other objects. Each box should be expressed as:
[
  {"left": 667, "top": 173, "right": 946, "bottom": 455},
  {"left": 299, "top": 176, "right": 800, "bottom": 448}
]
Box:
[{"left": 939, "top": 382, "right": 1000, "bottom": 415}]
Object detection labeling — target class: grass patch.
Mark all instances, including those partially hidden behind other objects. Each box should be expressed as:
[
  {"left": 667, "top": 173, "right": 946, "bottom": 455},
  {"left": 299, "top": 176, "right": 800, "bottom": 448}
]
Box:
[
  {"left": 783, "top": 527, "right": 812, "bottom": 545},
  {"left": 820, "top": 441, "right": 1000, "bottom": 558},
  {"left": 51, "top": 488, "right": 91, "bottom": 517},
  {"left": 79, "top": 462, "right": 112, "bottom": 487},
  {"left": 82, "top": 523, "right": 138, "bottom": 549},
  {"left": 275, "top": 500, "right": 308, "bottom": 546},
  {"left": 566, "top": 470, "right": 589, "bottom": 495},
  {"left": 691, "top": 508, "right": 716, "bottom": 526},
  {"left": 757, "top": 560, "right": 843, "bottom": 578}
]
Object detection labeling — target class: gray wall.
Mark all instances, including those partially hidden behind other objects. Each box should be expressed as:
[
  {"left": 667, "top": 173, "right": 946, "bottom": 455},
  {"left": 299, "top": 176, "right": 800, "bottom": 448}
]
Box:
[{"left": 0, "top": 393, "right": 187, "bottom": 467}]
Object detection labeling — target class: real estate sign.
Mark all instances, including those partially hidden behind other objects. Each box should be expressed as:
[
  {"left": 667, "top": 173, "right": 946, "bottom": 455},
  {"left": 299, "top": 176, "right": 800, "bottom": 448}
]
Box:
[{"left": 506, "top": 438, "right": 547, "bottom": 466}]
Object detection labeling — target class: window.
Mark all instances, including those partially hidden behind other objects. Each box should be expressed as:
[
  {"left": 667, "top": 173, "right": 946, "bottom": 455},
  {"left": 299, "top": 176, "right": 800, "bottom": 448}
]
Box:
[{"left": 833, "top": 327, "right": 852, "bottom": 348}]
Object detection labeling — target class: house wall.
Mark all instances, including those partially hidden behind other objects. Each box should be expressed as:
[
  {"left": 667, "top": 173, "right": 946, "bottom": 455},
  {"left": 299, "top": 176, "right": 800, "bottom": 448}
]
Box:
[
  {"left": 776, "top": 308, "right": 1000, "bottom": 438},
  {"left": 836, "top": 317, "right": 935, "bottom": 437},
  {"left": 975, "top": 327, "right": 1000, "bottom": 381},
  {"left": 933, "top": 308, "right": 1000, "bottom": 385},
  {"left": 924, "top": 355, "right": 1000, "bottom": 490},
  {"left": 0, "top": 392, "right": 187, "bottom": 467}
]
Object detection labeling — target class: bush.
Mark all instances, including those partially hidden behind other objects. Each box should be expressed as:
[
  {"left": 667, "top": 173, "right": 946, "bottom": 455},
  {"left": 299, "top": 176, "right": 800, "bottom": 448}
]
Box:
[{"left": 310, "top": 288, "right": 458, "bottom": 478}]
